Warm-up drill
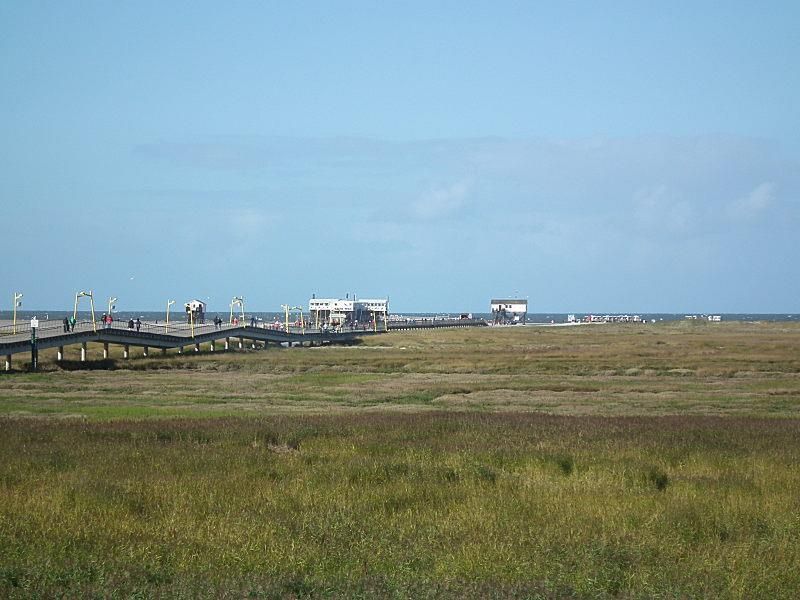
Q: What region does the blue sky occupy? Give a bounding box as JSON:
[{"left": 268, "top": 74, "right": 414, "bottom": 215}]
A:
[{"left": 1, "top": 2, "right": 798, "bottom": 312}]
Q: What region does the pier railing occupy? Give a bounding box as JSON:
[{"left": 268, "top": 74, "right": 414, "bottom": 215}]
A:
[
  {"left": 0, "top": 317, "right": 384, "bottom": 341},
  {"left": 0, "top": 319, "right": 97, "bottom": 338},
  {"left": 1, "top": 315, "right": 487, "bottom": 342}
]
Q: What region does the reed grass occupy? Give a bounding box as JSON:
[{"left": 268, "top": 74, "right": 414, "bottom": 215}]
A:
[
  {"left": 1, "top": 322, "right": 799, "bottom": 597},
  {"left": 2, "top": 322, "right": 799, "bottom": 419},
  {"left": 1, "top": 414, "right": 799, "bottom": 598}
]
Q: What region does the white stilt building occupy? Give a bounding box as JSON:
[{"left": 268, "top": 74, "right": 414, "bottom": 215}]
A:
[
  {"left": 184, "top": 299, "right": 207, "bottom": 324},
  {"left": 308, "top": 296, "right": 389, "bottom": 327},
  {"left": 490, "top": 298, "right": 528, "bottom": 324}
]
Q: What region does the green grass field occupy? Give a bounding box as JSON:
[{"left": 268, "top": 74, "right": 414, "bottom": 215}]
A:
[{"left": 1, "top": 322, "right": 799, "bottom": 597}]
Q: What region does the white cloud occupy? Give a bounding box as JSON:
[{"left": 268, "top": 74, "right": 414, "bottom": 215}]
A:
[
  {"left": 634, "top": 185, "right": 696, "bottom": 235},
  {"left": 227, "top": 208, "right": 273, "bottom": 236},
  {"left": 411, "top": 181, "right": 471, "bottom": 220},
  {"left": 126, "top": 135, "right": 798, "bottom": 309},
  {"left": 728, "top": 182, "right": 775, "bottom": 220},
  {"left": 218, "top": 209, "right": 276, "bottom": 262}
]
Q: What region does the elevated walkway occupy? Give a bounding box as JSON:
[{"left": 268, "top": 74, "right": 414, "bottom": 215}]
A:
[
  {"left": 1, "top": 320, "right": 371, "bottom": 369},
  {"left": 1, "top": 317, "right": 487, "bottom": 370}
]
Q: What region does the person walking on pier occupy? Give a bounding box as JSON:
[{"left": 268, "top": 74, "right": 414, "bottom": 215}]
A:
[
  {"left": 69, "top": 315, "right": 76, "bottom": 332},
  {"left": 135, "top": 318, "right": 141, "bottom": 332},
  {"left": 63, "top": 317, "right": 69, "bottom": 332},
  {"left": 128, "top": 318, "right": 134, "bottom": 330}
]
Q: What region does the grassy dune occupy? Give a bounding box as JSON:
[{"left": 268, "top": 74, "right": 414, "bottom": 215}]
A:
[{"left": 1, "top": 322, "right": 800, "bottom": 597}]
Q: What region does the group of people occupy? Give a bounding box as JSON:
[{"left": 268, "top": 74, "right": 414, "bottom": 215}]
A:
[
  {"left": 61, "top": 316, "right": 76, "bottom": 332},
  {"left": 94, "top": 314, "right": 141, "bottom": 331}
]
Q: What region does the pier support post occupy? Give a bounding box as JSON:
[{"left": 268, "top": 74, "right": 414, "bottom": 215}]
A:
[
  {"left": 4, "top": 355, "right": 10, "bottom": 371},
  {"left": 238, "top": 337, "right": 244, "bottom": 350},
  {"left": 142, "top": 346, "right": 149, "bottom": 358},
  {"left": 123, "top": 345, "right": 130, "bottom": 359},
  {"left": 57, "top": 346, "right": 64, "bottom": 361},
  {"left": 161, "top": 348, "right": 167, "bottom": 356},
  {"left": 177, "top": 346, "right": 184, "bottom": 355},
  {"left": 210, "top": 340, "right": 216, "bottom": 352},
  {"left": 103, "top": 343, "right": 109, "bottom": 359},
  {"left": 80, "top": 342, "right": 87, "bottom": 362},
  {"left": 194, "top": 343, "right": 200, "bottom": 352},
  {"left": 224, "top": 337, "right": 230, "bottom": 350}
]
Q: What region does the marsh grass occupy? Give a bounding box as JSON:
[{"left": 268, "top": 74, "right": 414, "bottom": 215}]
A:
[
  {"left": 1, "top": 323, "right": 800, "bottom": 596},
  {"left": 645, "top": 466, "right": 670, "bottom": 491},
  {"left": 2, "top": 322, "right": 799, "bottom": 419},
  {"left": 1, "top": 414, "right": 799, "bottom": 598}
]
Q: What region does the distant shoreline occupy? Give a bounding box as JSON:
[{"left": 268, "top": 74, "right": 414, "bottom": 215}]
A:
[{"left": 1, "top": 311, "right": 797, "bottom": 323}]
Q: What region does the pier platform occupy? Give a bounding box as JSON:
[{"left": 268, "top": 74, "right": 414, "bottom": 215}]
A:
[{"left": 0, "top": 317, "right": 487, "bottom": 370}]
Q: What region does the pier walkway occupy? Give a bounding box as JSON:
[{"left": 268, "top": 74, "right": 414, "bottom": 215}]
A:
[{"left": 0, "top": 317, "right": 487, "bottom": 370}]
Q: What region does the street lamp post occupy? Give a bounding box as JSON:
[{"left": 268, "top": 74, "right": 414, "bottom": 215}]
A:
[
  {"left": 281, "top": 305, "right": 304, "bottom": 334},
  {"left": 12, "top": 292, "right": 23, "bottom": 334},
  {"left": 166, "top": 300, "right": 175, "bottom": 333},
  {"left": 74, "top": 291, "right": 97, "bottom": 333},
  {"left": 281, "top": 304, "right": 291, "bottom": 333},
  {"left": 293, "top": 306, "right": 305, "bottom": 334},
  {"left": 107, "top": 297, "right": 117, "bottom": 328},
  {"left": 230, "top": 296, "right": 244, "bottom": 325}
]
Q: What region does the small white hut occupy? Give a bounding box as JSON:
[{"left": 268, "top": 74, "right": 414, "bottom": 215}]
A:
[{"left": 184, "top": 299, "right": 207, "bottom": 324}]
